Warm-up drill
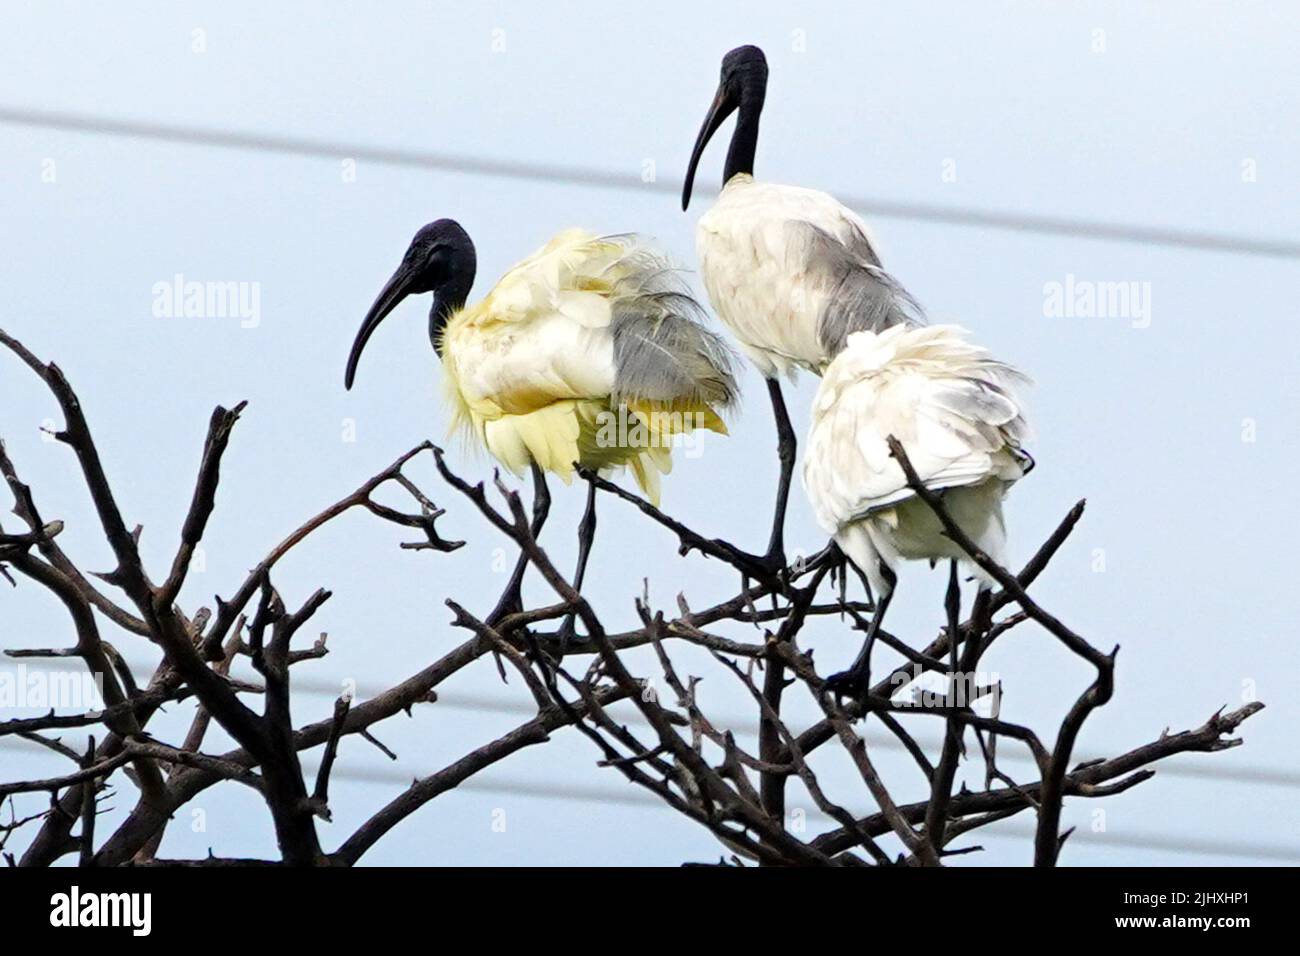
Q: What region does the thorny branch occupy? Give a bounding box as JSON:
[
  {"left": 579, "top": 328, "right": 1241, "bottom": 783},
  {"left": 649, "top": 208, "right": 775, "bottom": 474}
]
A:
[{"left": 0, "top": 329, "right": 1263, "bottom": 866}]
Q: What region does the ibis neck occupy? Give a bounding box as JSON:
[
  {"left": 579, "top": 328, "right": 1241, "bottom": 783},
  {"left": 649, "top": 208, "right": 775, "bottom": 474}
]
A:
[
  {"left": 429, "top": 272, "right": 474, "bottom": 356},
  {"left": 723, "top": 94, "right": 763, "bottom": 184}
]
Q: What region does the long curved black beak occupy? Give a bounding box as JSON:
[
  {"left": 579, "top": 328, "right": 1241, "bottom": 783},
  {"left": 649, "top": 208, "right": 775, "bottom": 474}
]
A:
[
  {"left": 682, "top": 86, "right": 736, "bottom": 211},
  {"left": 345, "top": 263, "right": 418, "bottom": 390}
]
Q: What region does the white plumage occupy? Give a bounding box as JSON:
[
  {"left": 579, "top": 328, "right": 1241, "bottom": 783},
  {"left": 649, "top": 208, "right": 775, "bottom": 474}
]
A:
[
  {"left": 348, "top": 225, "right": 735, "bottom": 506},
  {"left": 802, "top": 324, "right": 1032, "bottom": 599},
  {"left": 696, "top": 176, "right": 894, "bottom": 377},
  {"left": 684, "top": 49, "right": 918, "bottom": 381},
  {"left": 439, "top": 230, "right": 736, "bottom": 505},
  {"left": 681, "top": 44, "right": 934, "bottom": 573},
  {"left": 684, "top": 45, "right": 1036, "bottom": 690},
  {"left": 346, "top": 220, "right": 737, "bottom": 632}
]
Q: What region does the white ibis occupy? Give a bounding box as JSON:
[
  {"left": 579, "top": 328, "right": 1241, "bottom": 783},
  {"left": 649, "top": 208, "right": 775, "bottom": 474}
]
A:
[
  {"left": 681, "top": 44, "right": 1033, "bottom": 693},
  {"left": 346, "top": 220, "right": 737, "bottom": 629},
  {"left": 802, "top": 323, "right": 1033, "bottom": 696},
  {"left": 682, "top": 44, "right": 919, "bottom": 573}
]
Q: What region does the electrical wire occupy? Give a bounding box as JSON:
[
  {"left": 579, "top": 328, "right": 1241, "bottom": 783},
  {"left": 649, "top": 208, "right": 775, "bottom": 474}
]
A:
[{"left": 2, "top": 105, "right": 1298, "bottom": 259}]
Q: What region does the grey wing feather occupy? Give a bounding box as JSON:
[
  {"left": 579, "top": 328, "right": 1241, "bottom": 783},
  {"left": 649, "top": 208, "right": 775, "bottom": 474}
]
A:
[
  {"left": 834, "top": 217, "right": 883, "bottom": 268},
  {"left": 606, "top": 248, "right": 738, "bottom": 409},
  {"left": 790, "top": 222, "right": 925, "bottom": 359}
]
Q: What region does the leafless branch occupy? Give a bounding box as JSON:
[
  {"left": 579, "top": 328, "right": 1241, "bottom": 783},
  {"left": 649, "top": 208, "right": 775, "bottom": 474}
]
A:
[{"left": 0, "top": 330, "right": 1263, "bottom": 868}]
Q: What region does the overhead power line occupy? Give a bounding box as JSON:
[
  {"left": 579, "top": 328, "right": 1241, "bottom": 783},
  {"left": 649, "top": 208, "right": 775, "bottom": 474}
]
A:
[
  {"left": 331, "top": 767, "right": 1300, "bottom": 864},
  {"left": 2, "top": 723, "right": 1289, "bottom": 862},
  {"left": 4, "top": 656, "right": 1290, "bottom": 788},
  {"left": 2, "top": 106, "right": 1298, "bottom": 260},
  {"left": 210, "top": 669, "right": 1300, "bottom": 788},
  {"left": 294, "top": 680, "right": 1293, "bottom": 788},
  {"left": 2, "top": 735, "right": 1286, "bottom": 862}
]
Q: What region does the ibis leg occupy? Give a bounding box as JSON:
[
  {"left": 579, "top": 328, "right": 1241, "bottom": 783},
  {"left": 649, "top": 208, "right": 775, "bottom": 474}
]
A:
[
  {"left": 486, "top": 463, "right": 551, "bottom": 627},
  {"left": 556, "top": 481, "right": 598, "bottom": 651},
  {"left": 824, "top": 563, "right": 897, "bottom": 704},
  {"left": 970, "top": 586, "right": 993, "bottom": 638},
  {"left": 924, "top": 560, "right": 965, "bottom": 852},
  {"left": 763, "top": 377, "right": 796, "bottom": 573},
  {"left": 945, "top": 560, "right": 961, "bottom": 675}
]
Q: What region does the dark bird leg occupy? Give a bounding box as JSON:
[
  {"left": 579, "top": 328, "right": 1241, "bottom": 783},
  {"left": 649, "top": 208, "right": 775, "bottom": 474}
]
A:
[
  {"left": 556, "top": 480, "right": 598, "bottom": 651},
  {"left": 762, "top": 377, "right": 796, "bottom": 575},
  {"left": 486, "top": 463, "right": 551, "bottom": 627},
  {"left": 970, "top": 585, "right": 993, "bottom": 637},
  {"left": 824, "top": 563, "right": 897, "bottom": 705},
  {"left": 925, "top": 560, "right": 966, "bottom": 850},
  {"left": 945, "top": 560, "right": 961, "bottom": 679}
]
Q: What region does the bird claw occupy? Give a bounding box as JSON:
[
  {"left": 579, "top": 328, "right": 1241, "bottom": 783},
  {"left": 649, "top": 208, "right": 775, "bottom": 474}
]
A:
[
  {"left": 751, "top": 545, "right": 791, "bottom": 585},
  {"left": 763, "top": 549, "right": 791, "bottom": 582},
  {"left": 823, "top": 667, "right": 871, "bottom": 710}
]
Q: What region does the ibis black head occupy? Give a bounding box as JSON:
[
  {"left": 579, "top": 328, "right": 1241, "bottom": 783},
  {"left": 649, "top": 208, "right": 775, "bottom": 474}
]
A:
[
  {"left": 682, "top": 45, "right": 768, "bottom": 211},
  {"left": 345, "top": 219, "right": 476, "bottom": 390}
]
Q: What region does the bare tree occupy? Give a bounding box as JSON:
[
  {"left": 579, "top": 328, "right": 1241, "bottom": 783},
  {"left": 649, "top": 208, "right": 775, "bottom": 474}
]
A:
[
  {"left": 0, "top": 330, "right": 1262, "bottom": 866},
  {"left": 430, "top": 439, "right": 1262, "bottom": 866},
  {"left": 0, "top": 331, "right": 623, "bottom": 866}
]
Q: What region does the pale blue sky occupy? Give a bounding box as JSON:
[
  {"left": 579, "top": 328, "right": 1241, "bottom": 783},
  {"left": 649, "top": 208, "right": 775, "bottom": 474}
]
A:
[{"left": 1, "top": 1, "right": 1297, "bottom": 865}]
